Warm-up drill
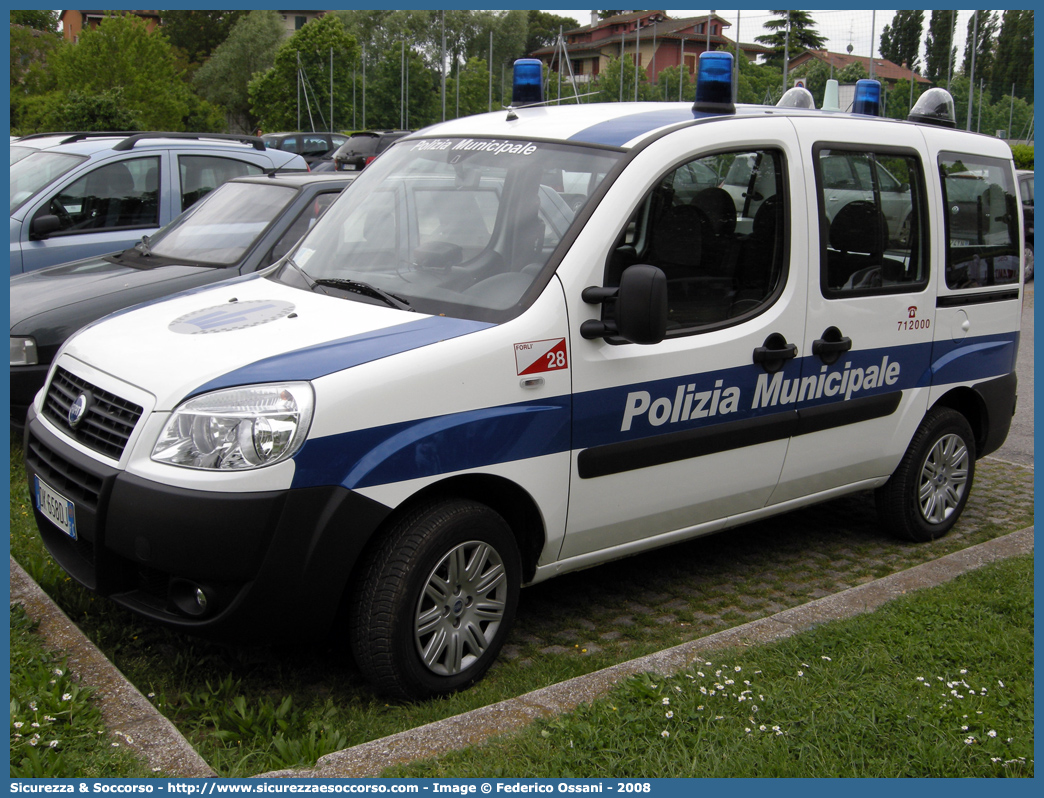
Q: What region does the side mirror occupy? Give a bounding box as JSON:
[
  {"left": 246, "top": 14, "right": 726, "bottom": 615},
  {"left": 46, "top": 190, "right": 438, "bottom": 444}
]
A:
[
  {"left": 580, "top": 264, "right": 668, "bottom": 345},
  {"left": 30, "top": 214, "right": 62, "bottom": 240}
]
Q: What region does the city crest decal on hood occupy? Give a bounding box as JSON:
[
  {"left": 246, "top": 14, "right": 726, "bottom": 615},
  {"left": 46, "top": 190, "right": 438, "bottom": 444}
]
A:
[{"left": 169, "top": 300, "right": 295, "bottom": 334}]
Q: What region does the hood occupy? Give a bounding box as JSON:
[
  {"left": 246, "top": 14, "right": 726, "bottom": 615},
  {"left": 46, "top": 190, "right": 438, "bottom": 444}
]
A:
[
  {"left": 10, "top": 254, "right": 229, "bottom": 345},
  {"left": 59, "top": 275, "right": 491, "bottom": 411}
]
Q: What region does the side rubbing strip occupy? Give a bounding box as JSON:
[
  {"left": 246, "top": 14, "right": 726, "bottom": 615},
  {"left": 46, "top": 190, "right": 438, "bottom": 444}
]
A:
[
  {"left": 793, "top": 391, "right": 901, "bottom": 436},
  {"left": 577, "top": 411, "right": 798, "bottom": 479},
  {"left": 577, "top": 392, "right": 902, "bottom": 479},
  {"left": 937, "top": 290, "right": 1020, "bottom": 307}
]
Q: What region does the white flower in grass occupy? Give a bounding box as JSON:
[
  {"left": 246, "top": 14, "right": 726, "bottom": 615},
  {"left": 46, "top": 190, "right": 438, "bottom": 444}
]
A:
[
  {"left": 31, "top": 722, "right": 39, "bottom": 728},
  {"left": 734, "top": 666, "right": 742, "bottom": 672},
  {"left": 29, "top": 738, "right": 38, "bottom": 747},
  {"left": 696, "top": 671, "right": 705, "bottom": 678},
  {"left": 797, "top": 670, "right": 804, "bottom": 677},
  {"left": 821, "top": 656, "right": 831, "bottom": 661},
  {"left": 61, "top": 694, "right": 72, "bottom": 702},
  {"left": 13, "top": 722, "right": 23, "bottom": 729},
  {"left": 48, "top": 740, "right": 58, "bottom": 748},
  {"left": 960, "top": 669, "right": 967, "bottom": 674},
  {"left": 988, "top": 730, "right": 997, "bottom": 738},
  {"left": 964, "top": 737, "right": 976, "bottom": 745},
  {"left": 53, "top": 669, "right": 63, "bottom": 676},
  {"left": 29, "top": 702, "right": 37, "bottom": 711},
  {"left": 745, "top": 728, "right": 751, "bottom": 733},
  {"left": 661, "top": 729, "right": 670, "bottom": 738},
  {"left": 997, "top": 680, "right": 1005, "bottom": 688},
  {"left": 662, "top": 697, "right": 670, "bottom": 705},
  {"left": 961, "top": 725, "right": 969, "bottom": 731},
  {"left": 665, "top": 711, "right": 674, "bottom": 719}
]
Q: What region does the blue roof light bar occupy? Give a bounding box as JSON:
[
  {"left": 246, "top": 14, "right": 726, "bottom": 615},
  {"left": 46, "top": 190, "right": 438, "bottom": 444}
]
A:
[
  {"left": 692, "top": 51, "right": 735, "bottom": 116},
  {"left": 511, "top": 59, "right": 544, "bottom": 107},
  {"left": 852, "top": 79, "right": 882, "bottom": 116}
]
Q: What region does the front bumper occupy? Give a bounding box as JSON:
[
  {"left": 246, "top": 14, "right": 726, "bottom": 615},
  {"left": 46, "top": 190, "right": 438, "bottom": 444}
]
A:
[{"left": 24, "top": 408, "right": 391, "bottom": 642}]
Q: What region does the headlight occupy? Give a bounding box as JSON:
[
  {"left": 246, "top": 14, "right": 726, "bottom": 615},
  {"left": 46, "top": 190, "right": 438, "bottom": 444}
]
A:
[
  {"left": 11, "top": 337, "right": 38, "bottom": 366},
  {"left": 152, "top": 383, "right": 314, "bottom": 471}
]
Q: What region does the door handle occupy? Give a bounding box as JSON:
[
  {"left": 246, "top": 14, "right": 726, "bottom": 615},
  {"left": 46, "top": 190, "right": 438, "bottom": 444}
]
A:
[
  {"left": 812, "top": 326, "right": 853, "bottom": 365},
  {"left": 752, "top": 333, "right": 798, "bottom": 373}
]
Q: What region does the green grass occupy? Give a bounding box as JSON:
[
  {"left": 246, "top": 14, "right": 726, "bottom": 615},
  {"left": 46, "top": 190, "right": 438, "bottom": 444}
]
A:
[
  {"left": 10, "top": 442, "right": 1034, "bottom": 777},
  {"left": 9, "top": 604, "right": 154, "bottom": 778},
  {"left": 387, "top": 554, "right": 1034, "bottom": 778}
]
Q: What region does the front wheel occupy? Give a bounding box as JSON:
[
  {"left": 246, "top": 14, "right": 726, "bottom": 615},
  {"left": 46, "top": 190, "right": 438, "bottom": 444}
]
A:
[
  {"left": 348, "top": 499, "right": 521, "bottom": 700},
  {"left": 876, "top": 407, "right": 976, "bottom": 542}
]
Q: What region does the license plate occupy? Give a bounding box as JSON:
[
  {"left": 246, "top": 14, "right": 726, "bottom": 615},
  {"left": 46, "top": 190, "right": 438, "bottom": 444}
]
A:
[{"left": 34, "top": 476, "right": 77, "bottom": 540}]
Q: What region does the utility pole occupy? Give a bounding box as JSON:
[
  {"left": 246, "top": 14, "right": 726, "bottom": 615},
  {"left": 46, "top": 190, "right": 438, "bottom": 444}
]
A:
[
  {"left": 966, "top": 11, "right": 978, "bottom": 131},
  {"left": 441, "top": 12, "right": 446, "bottom": 122}
]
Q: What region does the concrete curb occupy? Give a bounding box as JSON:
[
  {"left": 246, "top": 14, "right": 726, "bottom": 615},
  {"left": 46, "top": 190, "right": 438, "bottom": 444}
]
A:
[
  {"left": 262, "top": 526, "right": 1034, "bottom": 778},
  {"left": 11, "top": 527, "right": 1033, "bottom": 780},
  {"left": 10, "top": 558, "right": 217, "bottom": 778}
]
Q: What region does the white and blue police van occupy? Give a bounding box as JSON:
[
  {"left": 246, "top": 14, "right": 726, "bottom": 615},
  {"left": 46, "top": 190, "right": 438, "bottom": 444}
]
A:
[{"left": 24, "top": 55, "right": 1023, "bottom": 700}]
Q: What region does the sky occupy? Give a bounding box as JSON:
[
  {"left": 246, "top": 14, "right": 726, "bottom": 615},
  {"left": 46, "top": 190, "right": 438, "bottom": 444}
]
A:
[{"left": 542, "top": 9, "right": 976, "bottom": 66}]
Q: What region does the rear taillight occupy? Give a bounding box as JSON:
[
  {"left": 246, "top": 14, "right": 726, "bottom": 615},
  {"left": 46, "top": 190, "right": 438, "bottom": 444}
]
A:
[{"left": 364, "top": 155, "right": 376, "bottom": 166}]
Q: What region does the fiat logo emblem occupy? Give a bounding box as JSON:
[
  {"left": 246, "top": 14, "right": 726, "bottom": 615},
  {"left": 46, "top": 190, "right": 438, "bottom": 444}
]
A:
[{"left": 68, "top": 393, "right": 89, "bottom": 428}]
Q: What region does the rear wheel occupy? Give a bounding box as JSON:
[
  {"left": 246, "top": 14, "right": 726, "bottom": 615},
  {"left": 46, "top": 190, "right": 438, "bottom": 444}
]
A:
[
  {"left": 349, "top": 499, "right": 520, "bottom": 700},
  {"left": 876, "top": 407, "right": 975, "bottom": 542}
]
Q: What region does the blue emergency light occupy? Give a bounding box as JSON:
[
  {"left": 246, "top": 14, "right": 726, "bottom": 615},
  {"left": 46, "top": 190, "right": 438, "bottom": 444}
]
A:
[
  {"left": 692, "top": 51, "right": 735, "bottom": 115},
  {"left": 852, "top": 79, "right": 882, "bottom": 116},
  {"left": 511, "top": 59, "right": 544, "bottom": 107},
  {"left": 907, "top": 87, "right": 957, "bottom": 128}
]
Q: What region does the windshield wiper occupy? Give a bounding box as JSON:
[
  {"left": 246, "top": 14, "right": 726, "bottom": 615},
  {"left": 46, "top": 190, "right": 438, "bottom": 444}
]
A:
[{"left": 312, "top": 278, "right": 414, "bottom": 311}]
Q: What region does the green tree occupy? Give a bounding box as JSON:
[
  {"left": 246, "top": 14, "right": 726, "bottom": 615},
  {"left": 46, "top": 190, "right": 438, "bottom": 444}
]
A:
[
  {"left": 49, "top": 13, "right": 190, "bottom": 130},
  {"left": 879, "top": 11, "right": 923, "bottom": 74},
  {"left": 193, "top": 10, "right": 285, "bottom": 134},
  {"left": 10, "top": 10, "right": 58, "bottom": 33},
  {"left": 735, "top": 55, "right": 783, "bottom": 105},
  {"left": 655, "top": 64, "right": 692, "bottom": 103},
  {"left": 992, "top": 10, "right": 1033, "bottom": 102},
  {"left": 591, "top": 55, "right": 649, "bottom": 103},
  {"left": 961, "top": 11, "right": 998, "bottom": 87},
  {"left": 161, "top": 10, "right": 246, "bottom": 69},
  {"left": 525, "top": 11, "right": 581, "bottom": 54},
  {"left": 249, "top": 15, "right": 360, "bottom": 133},
  {"left": 448, "top": 57, "right": 494, "bottom": 118},
  {"left": 755, "top": 10, "right": 827, "bottom": 68},
  {"left": 361, "top": 45, "right": 438, "bottom": 129},
  {"left": 48, "top": 88, "right": 144, "bottom": 131},
  {"left": 924, "top": 10, "right": 958, "bottom": 86}
]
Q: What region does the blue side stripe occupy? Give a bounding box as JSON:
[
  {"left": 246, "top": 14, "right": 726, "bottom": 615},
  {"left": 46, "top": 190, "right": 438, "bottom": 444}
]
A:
[
  {"left": 285, "top": 332, "right": 1017, "bottom": 491},
  {"left": 291, "top": 396, "right": 571, "bottom": 490},
  {"left": 568, "top": 108, "right": 701, "bottom": 146},
  {"left": 191, "top": 316, "right": 493, "bottom": 396}
]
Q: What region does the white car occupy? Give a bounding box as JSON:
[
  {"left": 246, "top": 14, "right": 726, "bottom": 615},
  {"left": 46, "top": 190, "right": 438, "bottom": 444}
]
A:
[{"left": 24, "top": 67, "right": 1022, "bottom": 700}]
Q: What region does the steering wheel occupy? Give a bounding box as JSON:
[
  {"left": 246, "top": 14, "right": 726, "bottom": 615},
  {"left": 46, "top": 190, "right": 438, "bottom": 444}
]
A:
[{"left": 50, "top": 197, "right": 73, "bottom": 228}]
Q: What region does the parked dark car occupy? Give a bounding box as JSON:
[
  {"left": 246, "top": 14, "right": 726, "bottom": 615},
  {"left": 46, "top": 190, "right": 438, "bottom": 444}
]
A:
[
  {"left": 1018, "top": 169, "right": 1033, "bottom": 280},
  {"left": 331, "top": 130, "right": 412, "bottom": 171},
  {"left": 262, "top": 132, "right": 349, "bottom": 167},
  {"left": 10, "top": 172, "right": 356, "bottom": 430}
]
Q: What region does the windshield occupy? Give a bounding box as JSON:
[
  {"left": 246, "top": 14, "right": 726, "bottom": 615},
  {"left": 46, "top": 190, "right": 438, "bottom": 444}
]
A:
[
  {"left": 10, "top": 151, "right": 87, "bottom": 213},
  {"left": 149, "top": 181, "right": 296, "bottom": 265},
  {"left": 278, "top": 136, "right": 622, "bottom": 320}
]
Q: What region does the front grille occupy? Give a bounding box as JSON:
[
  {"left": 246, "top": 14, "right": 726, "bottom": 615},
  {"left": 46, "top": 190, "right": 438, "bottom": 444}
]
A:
[
  {"left": 43, "top": 367, "right": 143, "bottom": 460},
  {"left": 26, "top": 433, "right": 103, "bottom": 511}
]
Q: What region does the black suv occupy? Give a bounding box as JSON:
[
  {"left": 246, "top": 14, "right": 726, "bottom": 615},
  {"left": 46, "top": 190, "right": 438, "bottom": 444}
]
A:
[
  {"left": 262, "top": 132, "right": 348, "bottom": 166},
  {"left": 332, "top": 130, "right": 411, "bottom": 172}
]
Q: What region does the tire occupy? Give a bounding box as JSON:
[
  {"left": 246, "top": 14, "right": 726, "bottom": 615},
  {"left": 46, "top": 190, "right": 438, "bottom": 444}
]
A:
[
  {"left": 875, "top": 407, "right": 976, "bottom": 542},
  {"left": 348, "top": 499, "right": 521, "bottom": 700}
]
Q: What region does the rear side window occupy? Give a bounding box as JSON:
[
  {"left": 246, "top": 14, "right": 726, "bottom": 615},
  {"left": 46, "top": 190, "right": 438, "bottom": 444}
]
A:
[
  {"left": 939, "top": 153, "right": 1021, "bottom": 288},
  {"left": 179, "top": 156, "right": 263, "bottom": 211},
  {"left": 816, "top": 146, "right": 928, "bottom": 296},
  {"left": 604, "top": 148, "right": 788, "bottom": 333}
]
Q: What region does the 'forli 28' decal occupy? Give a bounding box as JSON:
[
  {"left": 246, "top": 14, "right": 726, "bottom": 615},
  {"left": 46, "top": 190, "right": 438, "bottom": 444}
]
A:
[{"left": 515, "top": 338, "right": 568, "bottom": 375}]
